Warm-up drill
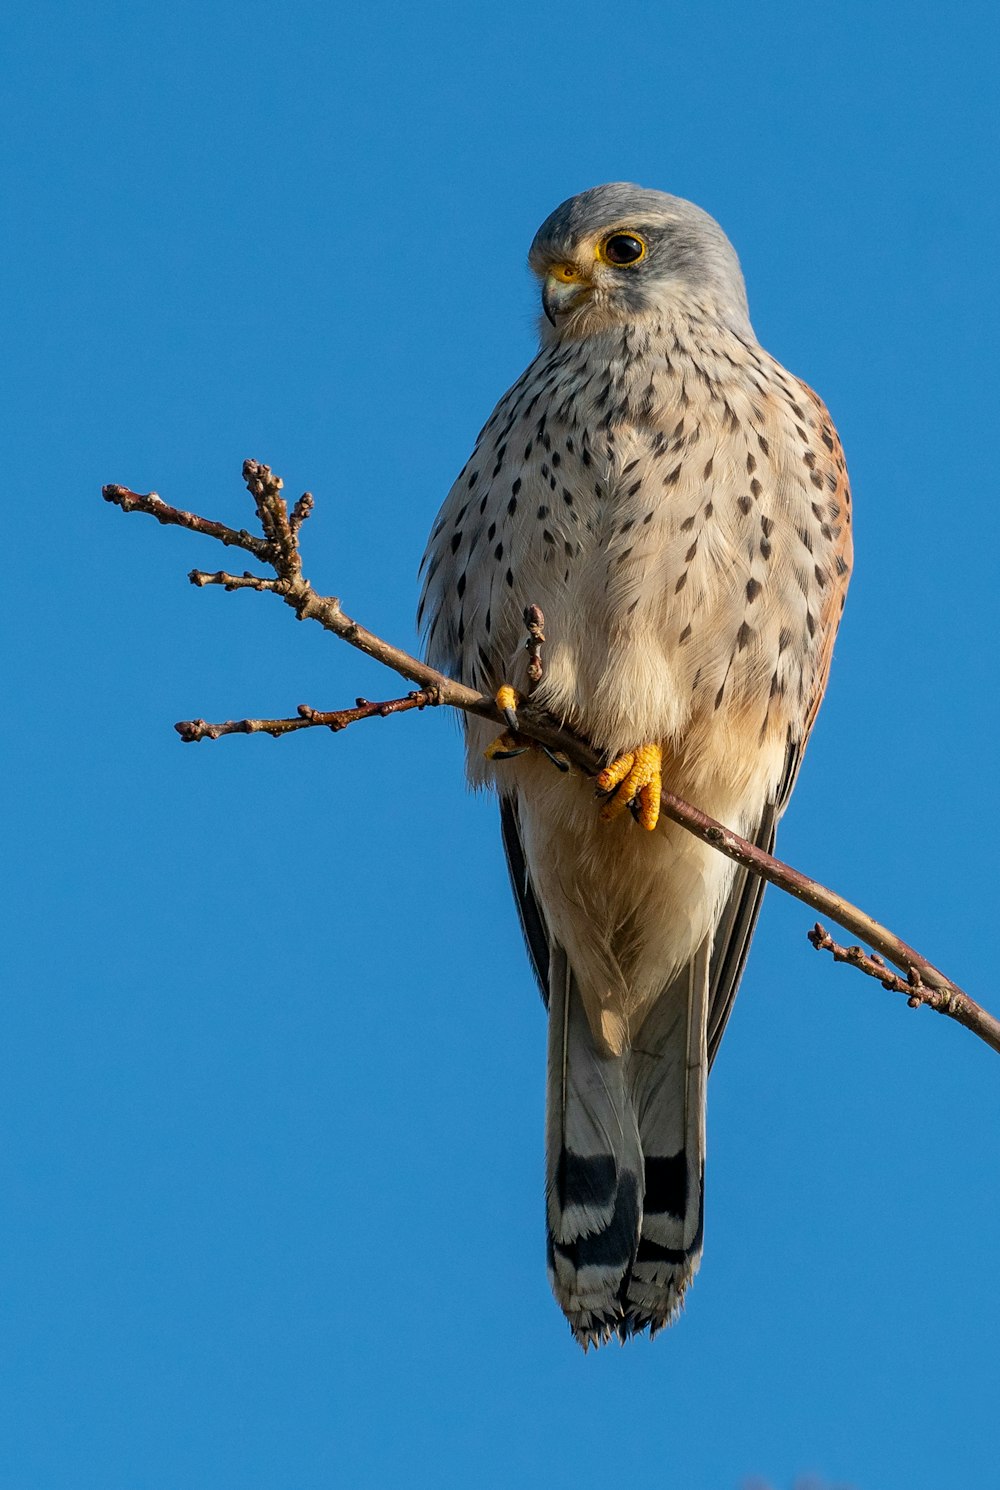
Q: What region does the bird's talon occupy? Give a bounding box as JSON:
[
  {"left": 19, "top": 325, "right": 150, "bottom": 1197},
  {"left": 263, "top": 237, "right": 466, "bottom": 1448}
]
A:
[
  {"left": 485, "top": 731, "right": 529, "bottom": 761},
  {"left": 541, "top": 746, "right": 570, "bottom": 773},
  {"left": 596, "top": 744, "right": 662, "bottom": 831},
  {"left": 496, "top": 684, "right": 520, "bottom": 733}
]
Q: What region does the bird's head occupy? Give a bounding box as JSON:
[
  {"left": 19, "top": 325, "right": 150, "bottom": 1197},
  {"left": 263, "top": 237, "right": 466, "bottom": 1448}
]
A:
[{"left": 528, "top": 183, "right": 751, "bottom": 341}]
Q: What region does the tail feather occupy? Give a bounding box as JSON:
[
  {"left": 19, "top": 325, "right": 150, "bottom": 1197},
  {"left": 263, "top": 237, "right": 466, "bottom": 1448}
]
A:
[
  {"left": 625, "top": 944, "right": 709, "bottom": 1335},
  {"left": 545, "top": 942, "right": 709, "bottom": 1347},
  {"left": 545, "top": 946, "right": 643, "bottom": 1348}
]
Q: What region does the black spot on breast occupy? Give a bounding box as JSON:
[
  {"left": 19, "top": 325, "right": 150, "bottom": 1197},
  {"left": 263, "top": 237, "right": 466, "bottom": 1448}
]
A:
[
  {"left": 537, "top": 505, "right": 548, "bottom": 519},
  {"left": 494, "top": 542, "right": 504, "bottom": 560},
  {"left": 684, "top": 540, "right": 698, "bottom": 562},
  {"left": 736, "top": 621, "right": 753, "bottom": 650},
  {"left": 505, "top": 568, "right": 514, "bottom": 587},
  {"left": 746, "top": 578, "right": 761, "bottom": 602},
  {"left": 738, "top": 495, "right": 752, "bottom": 515},
  {"left": 450, "top": 532, "right": 462, "bottom": 554},
  {"left": 456, "top": 573, "right": 466, "bottom": 598},
  {"left": 679, "top": 623, "right": 692, "bottom": 644},
  {"left": 675, "top": 572, "right": 688, "bottom": 593}
]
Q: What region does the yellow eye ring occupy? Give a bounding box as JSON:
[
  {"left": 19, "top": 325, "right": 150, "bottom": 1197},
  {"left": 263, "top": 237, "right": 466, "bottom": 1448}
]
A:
[{"left": 597, "top": 232, "right": 647, "bottom": 267}]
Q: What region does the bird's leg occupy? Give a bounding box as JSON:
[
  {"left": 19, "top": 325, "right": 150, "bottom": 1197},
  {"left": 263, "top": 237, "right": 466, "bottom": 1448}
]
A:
[
  {"left": 596, "top": 744, "right": 662, "bottom": 831},
  {"left": 484, "top": 686, "right": 569, "bottom": 772}
]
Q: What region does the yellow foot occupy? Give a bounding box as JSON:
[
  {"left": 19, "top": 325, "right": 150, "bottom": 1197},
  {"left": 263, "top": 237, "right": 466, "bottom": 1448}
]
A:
[
  {"left": 496, "top": 684, "right": 520, "bottom": 732},
  {"left": 596, "top": 744, "right": 662, "bottom": 831},
  {"left": 484, "top": 686, "right": 569, "bottom": 772}
]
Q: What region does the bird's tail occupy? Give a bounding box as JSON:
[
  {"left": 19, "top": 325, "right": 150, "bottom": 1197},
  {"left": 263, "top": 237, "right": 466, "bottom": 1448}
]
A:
[{"left": 545, "top": 945, "right": 708, "bottom": 1348}]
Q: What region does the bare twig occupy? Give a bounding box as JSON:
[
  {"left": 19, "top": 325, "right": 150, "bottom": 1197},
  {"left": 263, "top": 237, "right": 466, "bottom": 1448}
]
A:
[
  {"left": 176, "top": 690, "right": 440, "bottom": 742},
  {"left": 103, "top": 459, "right": 993, "bottom": 1056},
  {"left": 808, "top": 923, "right": 1000, "bottom": 1055},
  {"left": 524, "top": 604, "right": 546, "bottom": 687}
]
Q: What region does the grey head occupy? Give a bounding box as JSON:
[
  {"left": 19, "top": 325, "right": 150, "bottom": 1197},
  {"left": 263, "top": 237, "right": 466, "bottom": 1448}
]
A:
[{"left": 528, "top": 182, "right": 752, "bottom": 340}]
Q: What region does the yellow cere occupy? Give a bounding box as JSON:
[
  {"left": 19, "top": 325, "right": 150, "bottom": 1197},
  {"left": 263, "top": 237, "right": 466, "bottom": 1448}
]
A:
[{"left": 550, "top": 262, "right": 584, "bottom": 283}]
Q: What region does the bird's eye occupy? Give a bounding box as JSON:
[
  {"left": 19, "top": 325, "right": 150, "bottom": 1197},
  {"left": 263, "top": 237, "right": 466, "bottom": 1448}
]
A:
[{"left": 599, "top": 232, "right": 647, "bottom": 266}]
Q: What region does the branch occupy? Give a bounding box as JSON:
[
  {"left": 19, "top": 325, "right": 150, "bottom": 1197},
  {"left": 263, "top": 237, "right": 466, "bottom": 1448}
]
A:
[
  {"left": 103, "top": 460, "right": 996, "bottom": 1056},
  {"left": 175, "top": 690, "right": 441, "bottom": 742}
]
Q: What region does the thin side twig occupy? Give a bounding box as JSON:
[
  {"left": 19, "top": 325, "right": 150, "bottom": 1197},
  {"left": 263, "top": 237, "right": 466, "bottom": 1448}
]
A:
[
  {"left": 176, "top": 689, "right": 441, "bottom": 742},
  {"left": 103, "top": 459, "right": 997, "bottom": 1057},
  {"left": 805, "top": 923, "right": 1000, "bottom": 1056}
]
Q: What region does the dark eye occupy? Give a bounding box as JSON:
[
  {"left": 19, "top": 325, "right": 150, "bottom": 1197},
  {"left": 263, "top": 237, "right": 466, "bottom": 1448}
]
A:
[{"left": 601, "top": 232, "right": 646, "bottom": 266}]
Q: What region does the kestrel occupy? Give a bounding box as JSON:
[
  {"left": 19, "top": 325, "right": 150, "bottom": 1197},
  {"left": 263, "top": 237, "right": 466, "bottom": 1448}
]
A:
[{"left": 418, "top": 184, "right": 852, "bottom": 1348}]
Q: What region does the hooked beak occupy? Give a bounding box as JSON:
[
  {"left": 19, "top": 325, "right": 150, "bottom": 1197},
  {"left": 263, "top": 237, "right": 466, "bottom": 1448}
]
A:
[{"left": 542, "top": 264, "right": 592, "bottom": 326}]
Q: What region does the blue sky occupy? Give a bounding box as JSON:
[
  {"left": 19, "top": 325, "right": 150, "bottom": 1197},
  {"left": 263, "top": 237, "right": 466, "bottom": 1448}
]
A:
[{"left": 4, "top": 2, "right": 1000, "bottom": 1486}]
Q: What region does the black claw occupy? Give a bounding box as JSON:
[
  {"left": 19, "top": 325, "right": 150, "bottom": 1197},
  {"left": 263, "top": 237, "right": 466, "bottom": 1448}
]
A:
[
  {"left": 541, "top": 746, "right": 570, "bottom": 773},
  {"left": 503, "top": 705, "right": 520, "bottom": 732},
  {"left": 491, "top": 745, "right": 529, "bottom": 760}
]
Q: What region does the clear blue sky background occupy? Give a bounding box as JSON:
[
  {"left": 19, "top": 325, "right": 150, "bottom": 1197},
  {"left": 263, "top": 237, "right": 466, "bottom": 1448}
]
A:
[{"left": 3, "top": 3, "right": 999, "bottom": 1487}]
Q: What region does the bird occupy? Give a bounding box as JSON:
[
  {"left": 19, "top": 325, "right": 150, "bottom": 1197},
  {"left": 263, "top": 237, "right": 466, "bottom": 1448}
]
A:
[{"left": 418, "top": 183, "right": 852, "bottom": 1348}]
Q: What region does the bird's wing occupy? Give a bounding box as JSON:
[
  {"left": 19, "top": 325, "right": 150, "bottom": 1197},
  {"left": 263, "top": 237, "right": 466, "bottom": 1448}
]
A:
[
  {"left": 500, "top": 793, "right": 550, "bottom": 1007},
  {"left": 707, "top": 381, "right": 852, "bottom": 1066}
]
